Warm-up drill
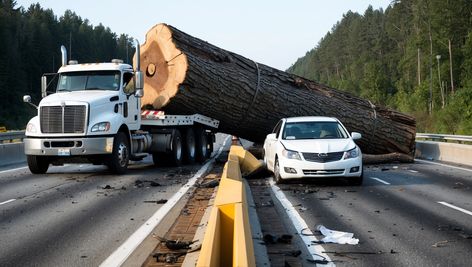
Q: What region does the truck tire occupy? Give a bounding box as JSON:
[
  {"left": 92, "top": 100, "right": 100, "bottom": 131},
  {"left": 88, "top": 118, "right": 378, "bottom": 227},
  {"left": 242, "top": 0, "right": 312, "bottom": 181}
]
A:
[
  {"left": 183, "top": 128, "right": 196, "bottom": 164},
  {"left": 195, "top": 127, "right": 208, "bottom": 163},
  {"left": 27, "top": 155, "right": 49, "bottom": 174},
  {"left": 107, "top": 132, "right": 130, "bottom": 174},
  {"left": 169, "top": 129, "right": 183, "bottom": 166}
]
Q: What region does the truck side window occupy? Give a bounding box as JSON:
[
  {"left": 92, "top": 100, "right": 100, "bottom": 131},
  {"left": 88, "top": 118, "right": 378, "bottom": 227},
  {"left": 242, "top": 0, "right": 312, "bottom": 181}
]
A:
[{"left": 123, "top": 72, "right": 134, "bottom": 94}]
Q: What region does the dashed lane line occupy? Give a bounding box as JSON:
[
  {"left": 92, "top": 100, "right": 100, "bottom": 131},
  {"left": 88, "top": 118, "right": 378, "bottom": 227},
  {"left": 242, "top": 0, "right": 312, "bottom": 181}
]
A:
[
  {"left": 370, "top": 177, "right": 391, "bottom": 185},
  {"left": 269, "top": 178, "right": 334, "bottom": 266},
  {"left": 415, "top": 159, "right": 472, "bottom": 173},
  {"left": 99, "top": 135, "right": 230, "bottom": 267},
  {"left": 0, "top": 199, "right": 16, "bottom": 206},
  {"left": 438, "top": 201, "right": 472, "bottom": 216}
]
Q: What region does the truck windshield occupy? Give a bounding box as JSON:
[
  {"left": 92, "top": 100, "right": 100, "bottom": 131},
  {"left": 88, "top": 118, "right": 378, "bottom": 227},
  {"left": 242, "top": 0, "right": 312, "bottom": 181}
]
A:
[{"left": 57, "top": 71, "right": 121, "bottom": 92}]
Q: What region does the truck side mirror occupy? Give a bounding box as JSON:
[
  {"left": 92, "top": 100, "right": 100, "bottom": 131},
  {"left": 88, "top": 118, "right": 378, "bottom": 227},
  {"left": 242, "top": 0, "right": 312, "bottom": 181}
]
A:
[
  {"left": 23, "top": 95, "right": 38, "bottom": 109},
  {"left": 134, "top": 70, "right": 144, "bottom": 98},
  {"left": 41, "top": 76, "right": 47, "bottom": 98}
]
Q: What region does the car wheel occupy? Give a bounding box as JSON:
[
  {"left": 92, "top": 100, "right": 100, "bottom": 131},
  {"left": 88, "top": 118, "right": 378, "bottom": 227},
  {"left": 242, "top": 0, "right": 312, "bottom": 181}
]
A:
[
  {"left": 274, "top": 158, "right": 284, "bottom": 184},
  {"left": 348, "top": 168, "right": 363, "bottom": 186},
  {"left": 262, "top": 149, "right": 267, "bottom": 166}
]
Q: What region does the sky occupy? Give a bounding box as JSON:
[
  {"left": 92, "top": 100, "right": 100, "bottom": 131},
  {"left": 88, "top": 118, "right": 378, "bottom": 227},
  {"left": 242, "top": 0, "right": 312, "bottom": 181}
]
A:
[{"left": 15, "top": 0, "right": 392, "bottom": 70}]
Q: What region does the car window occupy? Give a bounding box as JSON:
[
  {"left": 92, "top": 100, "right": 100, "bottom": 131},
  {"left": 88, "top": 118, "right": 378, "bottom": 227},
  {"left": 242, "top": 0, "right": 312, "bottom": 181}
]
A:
[
  {"left": 272, "top": 120, "right": 283, "bottom": 138},
  {"left": 282, "top": 121, "right": 348, "bottom": 140}
]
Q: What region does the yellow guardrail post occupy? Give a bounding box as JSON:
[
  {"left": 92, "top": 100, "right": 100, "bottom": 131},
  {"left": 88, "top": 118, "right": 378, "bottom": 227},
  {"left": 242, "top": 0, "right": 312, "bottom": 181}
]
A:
[{"left": 197, "top": 145, "right": 258, "bottom": 267}]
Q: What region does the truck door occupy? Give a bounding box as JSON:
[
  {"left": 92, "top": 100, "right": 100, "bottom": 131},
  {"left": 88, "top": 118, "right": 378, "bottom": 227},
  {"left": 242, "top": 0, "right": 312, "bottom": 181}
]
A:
[{"left": 123, "top": 72, "right": 140, "bottom": 130}]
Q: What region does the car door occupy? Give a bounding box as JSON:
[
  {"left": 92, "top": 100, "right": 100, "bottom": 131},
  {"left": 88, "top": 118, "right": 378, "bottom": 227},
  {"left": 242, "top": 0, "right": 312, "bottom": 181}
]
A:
[{"left": 266, "top": 119, "right": 283, "bottom": 170}]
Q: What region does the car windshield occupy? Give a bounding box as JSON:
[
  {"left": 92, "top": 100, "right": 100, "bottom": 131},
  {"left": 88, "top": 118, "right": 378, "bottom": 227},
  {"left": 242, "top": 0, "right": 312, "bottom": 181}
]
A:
[
  {"left": 57, "top": 71, "right": 121, "bottom": 92},
  {"left": 282, "top": 121, "right": 349, "bottom": 140}
]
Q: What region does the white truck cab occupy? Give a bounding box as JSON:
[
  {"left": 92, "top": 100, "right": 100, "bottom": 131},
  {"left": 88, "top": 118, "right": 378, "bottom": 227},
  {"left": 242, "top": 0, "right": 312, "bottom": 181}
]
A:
[{"left": 23, "top": 42, "right": 217, "bottom": 174}]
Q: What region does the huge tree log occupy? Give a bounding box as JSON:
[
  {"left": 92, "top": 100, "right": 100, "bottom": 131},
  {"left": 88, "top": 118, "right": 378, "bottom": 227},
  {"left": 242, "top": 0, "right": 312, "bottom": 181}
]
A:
[{"left": 137, "top": 23, "right": 416, "bottom": 156}]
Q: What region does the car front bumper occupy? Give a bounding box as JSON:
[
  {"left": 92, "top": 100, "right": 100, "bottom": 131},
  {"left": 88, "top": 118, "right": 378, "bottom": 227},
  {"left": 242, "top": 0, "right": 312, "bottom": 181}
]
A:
[
  {"left": 278, "top": 156, "right": 362, "bottom": 179},
  {"left": 24, "top": 136, "right": 114, "bottom": 156}
]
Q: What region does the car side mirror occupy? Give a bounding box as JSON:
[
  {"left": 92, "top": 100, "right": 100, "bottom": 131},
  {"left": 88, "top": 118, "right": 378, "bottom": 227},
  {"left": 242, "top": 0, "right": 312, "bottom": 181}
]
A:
[
  {"left": 351, "top": 132, "right": 362, "bottom": 140},
  {"left": 266, "top": 133, "right": 277, "bottom": 141}
]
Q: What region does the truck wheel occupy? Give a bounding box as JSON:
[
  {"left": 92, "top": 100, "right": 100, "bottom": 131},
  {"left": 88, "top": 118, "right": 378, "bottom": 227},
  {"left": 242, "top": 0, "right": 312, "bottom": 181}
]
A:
[
  {"left": 183, "top": 128, "right": 196, "bottom": 164},
  {"left": 169, "top": 129, "right": 183, "bottom": 166},
  {"left": 195, "top": 127, "right": 208, "bottom": 163},
  {"left": 27, "top": 155, "right": 49, "bottom": 174},
  {"left": 107, "top": 132, "right": 129, "bottom": 174}
]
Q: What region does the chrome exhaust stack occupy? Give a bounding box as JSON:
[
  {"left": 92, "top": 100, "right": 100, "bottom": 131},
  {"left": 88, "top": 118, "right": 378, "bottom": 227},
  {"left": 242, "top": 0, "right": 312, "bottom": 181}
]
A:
[{"left": 61, "top": 45, "right": 67, "bottom": 66}]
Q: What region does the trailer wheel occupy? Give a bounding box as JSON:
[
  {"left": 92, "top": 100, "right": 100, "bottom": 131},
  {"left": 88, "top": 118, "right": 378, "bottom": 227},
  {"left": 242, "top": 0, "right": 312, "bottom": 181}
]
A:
[
  {"left": 27, "top": 155, "right": 49, "bottom": 174},
  {"left": 206, "top": 134, "right": 214, "bottom": 158},
  {"left": 183, "top": 128, "right": 196, "bottom": 164},
  {"left": 195, "top": 127, "right": 208, "bottom": 163},
  {"left": 107, "top": 132, "right": 129, "bottom": 174},
  {"left": 169, "top": 129, "right": 183, "bottom": 166}
]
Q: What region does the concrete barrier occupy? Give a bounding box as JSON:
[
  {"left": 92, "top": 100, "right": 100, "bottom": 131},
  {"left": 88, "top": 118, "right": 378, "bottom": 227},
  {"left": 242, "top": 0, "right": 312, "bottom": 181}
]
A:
[
  {"left": 0, "top": 142, "right": 26, "bottom": 167},
  {"left": 196, "top": 146, "right": 262, "bottom": 267},
  {"left": 416, "top": 141, "right": 472, "bottom": 166}
]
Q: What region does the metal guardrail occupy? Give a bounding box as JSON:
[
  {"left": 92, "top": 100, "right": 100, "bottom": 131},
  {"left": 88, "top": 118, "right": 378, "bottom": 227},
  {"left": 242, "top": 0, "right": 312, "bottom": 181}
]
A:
[
  {"left": 0, "top": 131, "right": 26, "bottom": 143},
  {"left": 416, "top": 133, "right": 472, "bottom": 143}
]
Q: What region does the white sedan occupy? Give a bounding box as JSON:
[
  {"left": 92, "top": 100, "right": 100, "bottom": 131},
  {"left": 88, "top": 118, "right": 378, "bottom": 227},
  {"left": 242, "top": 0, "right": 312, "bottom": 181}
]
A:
[{"left": 263, "top": 116, "right": 363, "bottom": 185}]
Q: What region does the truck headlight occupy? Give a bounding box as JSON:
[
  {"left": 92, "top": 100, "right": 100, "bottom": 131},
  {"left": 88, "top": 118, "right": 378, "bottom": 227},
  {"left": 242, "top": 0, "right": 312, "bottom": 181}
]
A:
[
  {"left": 344, "top": 147, "right": 359, "bottom": 159},
  {"left": 26, "top": 123, "right": 37, "bottom": 133},
  {"left": 91, "top": 122, "right": 110, "bottom": 132},
  {"left": 282, "top": 148, "right": 301, "bottom": 160}
]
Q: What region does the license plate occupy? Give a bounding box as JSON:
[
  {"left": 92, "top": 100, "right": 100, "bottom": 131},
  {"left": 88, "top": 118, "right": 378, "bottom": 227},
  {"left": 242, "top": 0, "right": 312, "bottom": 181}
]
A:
[{"left": 58, "top": 148, "right": 70, "bottom": 156}]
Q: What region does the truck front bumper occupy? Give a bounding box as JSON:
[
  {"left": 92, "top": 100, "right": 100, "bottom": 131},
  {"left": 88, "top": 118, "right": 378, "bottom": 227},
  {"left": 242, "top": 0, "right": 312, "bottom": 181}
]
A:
[{"left": 24, "top": 136, "right": 114, "bottom": 156}]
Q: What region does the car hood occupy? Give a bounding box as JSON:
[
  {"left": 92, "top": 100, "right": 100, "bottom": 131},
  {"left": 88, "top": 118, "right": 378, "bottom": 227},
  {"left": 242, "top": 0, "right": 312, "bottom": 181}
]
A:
[
  {"left": 281, "top": 138, "right": 356, "bottom": 153},
  {"left": 40, "top": 90, "right": 118, "bottom": 106}
]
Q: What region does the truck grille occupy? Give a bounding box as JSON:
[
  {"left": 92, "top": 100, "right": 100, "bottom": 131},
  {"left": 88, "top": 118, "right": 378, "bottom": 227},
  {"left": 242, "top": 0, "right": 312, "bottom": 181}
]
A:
[
  {"left": 40, "top": 105, "right": 86, "bottom": 133},
  {"left": 302, "top": 152, "right": 344, "bottom": 163}
]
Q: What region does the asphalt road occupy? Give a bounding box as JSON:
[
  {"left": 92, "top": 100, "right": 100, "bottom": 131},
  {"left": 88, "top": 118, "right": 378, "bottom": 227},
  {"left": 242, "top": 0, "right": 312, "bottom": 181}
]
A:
[
  {"left": 269, "top": 160, "right": 472, "bottom": 266},
  {"left": 0, "top": 134, "right": 228, "bottom": 267}
]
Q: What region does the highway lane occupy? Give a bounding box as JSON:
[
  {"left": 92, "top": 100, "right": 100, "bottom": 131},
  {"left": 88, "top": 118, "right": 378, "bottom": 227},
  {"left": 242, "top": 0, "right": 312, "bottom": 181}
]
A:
[
  {"left": 268, "top": 161, "right": 472, "bottom": 266},
  {"left": 0, "top": 134, "right": 228, "bottom": 267}
]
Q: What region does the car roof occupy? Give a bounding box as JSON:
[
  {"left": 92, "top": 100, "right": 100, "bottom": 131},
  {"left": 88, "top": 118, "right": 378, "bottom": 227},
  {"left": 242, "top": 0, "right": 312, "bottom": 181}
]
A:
[{"left": 285, "top": 116, "right": 338, "bottom": 123}]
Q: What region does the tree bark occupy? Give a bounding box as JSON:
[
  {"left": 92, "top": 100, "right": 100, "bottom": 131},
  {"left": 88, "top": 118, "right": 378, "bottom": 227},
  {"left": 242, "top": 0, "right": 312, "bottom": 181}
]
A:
[{"left": 138, "top": 23, "right": 416, "bottom": 155}]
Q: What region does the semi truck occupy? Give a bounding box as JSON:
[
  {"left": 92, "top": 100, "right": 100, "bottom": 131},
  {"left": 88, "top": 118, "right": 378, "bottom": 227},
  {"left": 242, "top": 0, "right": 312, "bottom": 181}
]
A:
[{"left": 22, "top": 41, "right": 218, "bottom": 174}]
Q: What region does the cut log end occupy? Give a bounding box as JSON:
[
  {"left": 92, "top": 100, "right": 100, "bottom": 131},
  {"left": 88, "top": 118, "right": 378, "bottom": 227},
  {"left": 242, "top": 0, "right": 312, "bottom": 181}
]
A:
[{"left": 137, "top": 23, "right": 188, "bottom": 109}]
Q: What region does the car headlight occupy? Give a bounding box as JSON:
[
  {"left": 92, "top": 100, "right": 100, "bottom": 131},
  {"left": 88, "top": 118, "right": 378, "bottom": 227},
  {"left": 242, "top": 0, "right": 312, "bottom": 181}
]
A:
[
  {"left": 282, "top": 148, "right": 301, "bottom": 160},
  {"left": 26, "top": 123, "right": 37, "bottom": 133},
  {"left": 344, "top": 147, "right": 359, "bottom": 159},
  {"left": 91, "top": 122, "right": 110, "bottom": 132}
]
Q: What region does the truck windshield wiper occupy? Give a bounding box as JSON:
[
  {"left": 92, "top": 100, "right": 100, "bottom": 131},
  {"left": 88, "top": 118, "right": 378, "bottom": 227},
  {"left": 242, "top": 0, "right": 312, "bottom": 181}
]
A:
[{"left": 57, "top": 89, "right": 71, "bottom": 92}]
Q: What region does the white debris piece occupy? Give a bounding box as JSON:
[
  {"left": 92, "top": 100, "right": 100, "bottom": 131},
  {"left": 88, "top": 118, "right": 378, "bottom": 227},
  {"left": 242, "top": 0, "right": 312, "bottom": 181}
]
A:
[{"left": 316, "top": 225, "right": 359, "bottom": 245}]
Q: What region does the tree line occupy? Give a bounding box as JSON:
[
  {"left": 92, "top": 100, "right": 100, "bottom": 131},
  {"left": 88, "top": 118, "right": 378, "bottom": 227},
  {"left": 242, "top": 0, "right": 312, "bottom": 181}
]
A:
[
  {"left": 288, "top": 0, "right": 472, "bottom": 134},
  {"left": 0, "top": 0, "right": 134, "bottom": 129}
]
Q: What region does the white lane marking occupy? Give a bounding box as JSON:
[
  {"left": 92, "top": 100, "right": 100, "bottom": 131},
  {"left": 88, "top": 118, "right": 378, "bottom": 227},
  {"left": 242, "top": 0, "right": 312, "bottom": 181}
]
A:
[
  {"left": 438, "top": 201, "right": 472, "bottom": 216},
  {"left": 269, "top": 178, "right": 334, "bottom": 266},
  {"left": 100, "top": 135, "right": 230, "bottom": 267},
  {"left": 0, "top": 199, "right": 16, "bottom": 206},
  {"left": 409, "top": 170, "right": 419, "bottom": 173},
  {"left": 415, "top": 159, "right": 472, "bottom": 173},
  {"left": 370, "top": 177, "right": 391, "bottom": 185},
  {"left": 0, "top": 166, "right": 27, "bottom": 174}
]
